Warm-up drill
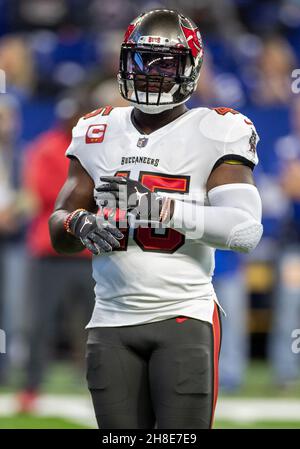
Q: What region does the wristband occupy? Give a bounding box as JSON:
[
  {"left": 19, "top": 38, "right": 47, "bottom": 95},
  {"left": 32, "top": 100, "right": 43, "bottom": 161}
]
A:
[{"left": 64, "top": 208, "right": 87, "bottom": 234}]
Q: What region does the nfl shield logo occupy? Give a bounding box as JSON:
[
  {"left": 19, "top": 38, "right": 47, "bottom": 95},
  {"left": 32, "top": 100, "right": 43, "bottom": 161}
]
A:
[{"left": 137, "top": 137, "right": 148, "bottom": 148}]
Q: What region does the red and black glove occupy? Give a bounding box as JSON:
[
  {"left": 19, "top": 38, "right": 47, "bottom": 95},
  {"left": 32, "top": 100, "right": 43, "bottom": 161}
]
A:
[
  {"left": 95, "top": 176, "right": 173, "bottom": 223},
  {"left": 65, "top": 209, "right": 124, "bottom": 255}
]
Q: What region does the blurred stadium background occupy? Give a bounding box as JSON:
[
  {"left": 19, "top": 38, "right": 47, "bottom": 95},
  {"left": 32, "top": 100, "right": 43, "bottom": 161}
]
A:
[{"left": 1, "top": 0, "right": 300, "bottom": 429}]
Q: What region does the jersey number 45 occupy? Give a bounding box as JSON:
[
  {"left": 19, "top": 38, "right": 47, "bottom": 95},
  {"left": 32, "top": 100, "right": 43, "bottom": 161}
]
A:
[{"left": 102, "top": 171, "right": 190, "bottom": 254}]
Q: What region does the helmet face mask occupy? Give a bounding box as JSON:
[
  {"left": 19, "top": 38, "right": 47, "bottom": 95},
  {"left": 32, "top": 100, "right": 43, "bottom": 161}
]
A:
[
  {"left": 117, "top": 9, "right": 203, "bottom": 114},
  {"left": 119, "top": 46, "right": 193, "bottom": 106}
]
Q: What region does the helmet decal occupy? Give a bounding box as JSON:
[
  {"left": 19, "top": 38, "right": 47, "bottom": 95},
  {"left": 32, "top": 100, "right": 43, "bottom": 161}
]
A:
[
  {"left": 180, "top": 18, "right": 203, "bottom": 59},
  {"left": 124, "top": 14, "right": 144, "bottom": 43},
  {"left": 124, "top": 24, "right": 135, "bottom": 43}
]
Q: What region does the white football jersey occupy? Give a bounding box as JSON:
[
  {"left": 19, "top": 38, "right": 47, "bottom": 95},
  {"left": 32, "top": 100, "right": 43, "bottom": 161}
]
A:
[{"left": 66, "top": 105, "right": 259, "bottom": 327}]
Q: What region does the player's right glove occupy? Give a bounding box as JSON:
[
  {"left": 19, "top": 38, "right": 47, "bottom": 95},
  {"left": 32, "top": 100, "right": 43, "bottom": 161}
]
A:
[
  {"left": 64, "top": 209, "right": 124, "bottom": 255},
  {"left": 95, "top": 176, "right": 173, "bottom": 223}
]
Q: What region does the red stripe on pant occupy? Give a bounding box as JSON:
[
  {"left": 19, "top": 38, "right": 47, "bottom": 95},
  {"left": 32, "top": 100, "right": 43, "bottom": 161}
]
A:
[{"left": 210, "top": 302, "right": 221, "bottom": 428}]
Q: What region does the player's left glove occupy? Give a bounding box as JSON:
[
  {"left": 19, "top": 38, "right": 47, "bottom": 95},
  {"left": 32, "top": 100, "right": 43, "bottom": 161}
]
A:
[{"left": 95, "top": 176, "right": 173, "bottom": 223}]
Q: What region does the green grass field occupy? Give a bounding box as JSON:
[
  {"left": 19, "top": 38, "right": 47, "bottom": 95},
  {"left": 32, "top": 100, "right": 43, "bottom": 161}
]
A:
[
  {"left": 55, "top": 360, "right": 300, "bottom": 399},
  {"left": 1, "top": 360, "right": 300, "bottom": 429},
  {"left": 215, "top": 421, "right": 300, "bottom": 429},
  {"left": 0, "top": 415, "right": 91, "bottom": 429},
  {"left": 0, "top": 415, "right": 299, "bottom": 429},
  {"left": 3, "top": 360, "right": 300, "bottom": 398}
]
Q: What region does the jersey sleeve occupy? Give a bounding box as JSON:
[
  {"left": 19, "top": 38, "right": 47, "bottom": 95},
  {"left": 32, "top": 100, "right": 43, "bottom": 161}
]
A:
[
  {"left": 65, "top": 116, "right": 93, "bottom": 178},
  {"left": 65, "top": 106, "right": 114, "bottom": 182},
  {"left": 200, "top": 107, "right": 260, "bottom": 170}
]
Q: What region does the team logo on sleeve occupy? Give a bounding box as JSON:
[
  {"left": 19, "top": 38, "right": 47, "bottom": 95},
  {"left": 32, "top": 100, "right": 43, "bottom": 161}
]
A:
[
  {"left": 249, "top": 129, "right": 257, "bottom": 154},
  {"left": 85, "top": 124, "right": 107, "bottom": 144}
]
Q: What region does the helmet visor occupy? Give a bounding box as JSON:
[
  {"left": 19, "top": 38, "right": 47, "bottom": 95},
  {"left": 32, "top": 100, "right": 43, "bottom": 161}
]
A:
[
  {"left": 128, "top": 51, "right": 179, "bottom": 78},
  {"left": 119, "top": 46, "right": 193, "bottom": 105}
]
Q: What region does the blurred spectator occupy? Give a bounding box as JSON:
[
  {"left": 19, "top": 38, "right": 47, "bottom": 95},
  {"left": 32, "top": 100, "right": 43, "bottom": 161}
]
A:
[
  {"left": 0, "top": 35, "right": 36, "bottom": 98},
  {"left": 269, "top": 96, "right": 300, "bottom": 386},
  {"left": 88, "top": 0, "right": 136, "bottom": 32},
  {"left": 280, "top": 0, "right": 300, "bottom": 30},
  {"left": 95, "top": 30, "right": 124, "bottom": 79},
  {"left": 90, "top": 77, "right": 128, "bottom": 108},
  {"left": 236, "top": 0, "right": 282, "bottom": 35},
  {"left": 0, "top": 95, "right": 35, "bottom": 384},
  {"left": 189, "top": 49, "right": 246, "bottom": 108},
  {"left": 14, "top": 0, "right": 69, "bottom": 29},
  {"left": 214, "top": 252, "right": 249, "bottom": 392},
  {"left": 250, "top": 35, "right": 296, "bottom": 106},
  {"left": 18, "top": 93, "right": 95, "bottom": 411}
]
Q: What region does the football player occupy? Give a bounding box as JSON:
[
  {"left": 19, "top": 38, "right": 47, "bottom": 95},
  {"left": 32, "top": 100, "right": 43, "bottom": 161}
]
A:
[{"left": 49, "top": 9, "right": 263, "bottom": 429}]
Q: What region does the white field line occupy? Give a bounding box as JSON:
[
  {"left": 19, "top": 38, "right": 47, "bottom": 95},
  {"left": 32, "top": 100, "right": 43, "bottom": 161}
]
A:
[
  {"left": 0, "top": 394, "right": 97, "bottom": 428},
  {"left": 1, "top": 395, "right": 300, "bottom": 426},
  {"left": 215, "top": 398, "right": 300, "bottom": 423}
]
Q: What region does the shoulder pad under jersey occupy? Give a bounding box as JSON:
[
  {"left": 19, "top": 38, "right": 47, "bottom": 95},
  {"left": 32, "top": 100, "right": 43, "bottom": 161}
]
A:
[
  {"left": 199, "top": 107, "right": 258, "bottom": 143},
  {"left": 72, "top": 105, "right": 114, "bottom": 138}
]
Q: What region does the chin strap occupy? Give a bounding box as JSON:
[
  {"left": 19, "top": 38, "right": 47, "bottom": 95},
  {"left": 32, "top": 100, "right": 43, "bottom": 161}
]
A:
[
  {"left": 132, "top": 102, "right": 175, "bottom": 114},
  {"left": 129, "top": 87, "right": 188, "bottom": 114}
]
